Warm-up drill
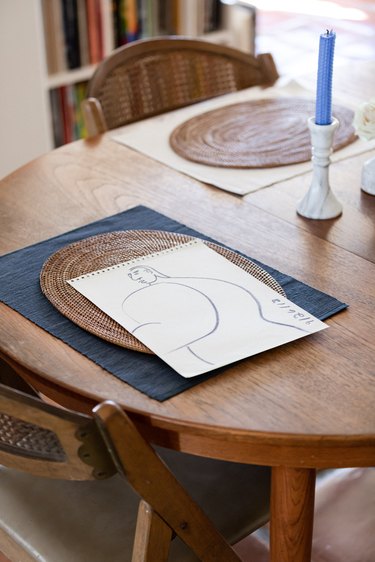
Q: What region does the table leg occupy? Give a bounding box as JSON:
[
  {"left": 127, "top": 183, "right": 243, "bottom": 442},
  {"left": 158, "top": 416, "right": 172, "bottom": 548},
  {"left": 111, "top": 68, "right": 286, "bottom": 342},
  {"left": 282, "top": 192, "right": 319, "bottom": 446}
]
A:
[{"left": 270, "top": 466, "right": 316, "bottom": 562}]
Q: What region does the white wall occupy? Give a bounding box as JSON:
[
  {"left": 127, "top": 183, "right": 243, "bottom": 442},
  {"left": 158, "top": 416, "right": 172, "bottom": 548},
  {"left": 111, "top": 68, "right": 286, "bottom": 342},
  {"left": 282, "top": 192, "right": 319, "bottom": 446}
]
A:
[{"left": 0, "top": 0, "right": 52, "bottom": 179}]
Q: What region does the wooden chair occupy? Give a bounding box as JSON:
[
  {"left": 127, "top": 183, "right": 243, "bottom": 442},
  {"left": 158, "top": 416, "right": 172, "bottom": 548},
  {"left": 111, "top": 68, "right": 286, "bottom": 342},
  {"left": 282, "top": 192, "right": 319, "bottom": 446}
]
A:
[
  {"left": 0, "top": 383, "right": 270, "bottom": 561},
  {"left": 82, "top": 36, "right": 279, "bottom": 137}
]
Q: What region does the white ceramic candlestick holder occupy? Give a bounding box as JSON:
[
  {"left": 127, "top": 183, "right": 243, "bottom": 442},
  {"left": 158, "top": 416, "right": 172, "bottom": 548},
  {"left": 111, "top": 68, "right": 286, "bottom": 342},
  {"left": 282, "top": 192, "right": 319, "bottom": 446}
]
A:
[{"left": 297, "top": 117, "right": 342, "bottom": 219}]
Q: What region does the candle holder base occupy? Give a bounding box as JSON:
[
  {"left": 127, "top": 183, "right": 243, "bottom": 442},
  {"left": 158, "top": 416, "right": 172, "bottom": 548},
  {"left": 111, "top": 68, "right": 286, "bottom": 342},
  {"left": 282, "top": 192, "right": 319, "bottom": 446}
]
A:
[
  {"left": 297, "top": 117, "right": 342, "bottom": 220},
  {"left": 361, "top": 155, "right": 375, "bottom": 195},
  {"left": 297, "top": 185, "right": 343, "bottom": 220}
]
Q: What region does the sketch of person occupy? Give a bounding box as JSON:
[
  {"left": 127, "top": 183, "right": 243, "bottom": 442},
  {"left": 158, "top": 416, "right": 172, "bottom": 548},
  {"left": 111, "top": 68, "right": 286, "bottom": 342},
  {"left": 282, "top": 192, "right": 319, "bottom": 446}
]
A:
[{"left": 122, "top": 264, "right": 309, "bottom": 370}]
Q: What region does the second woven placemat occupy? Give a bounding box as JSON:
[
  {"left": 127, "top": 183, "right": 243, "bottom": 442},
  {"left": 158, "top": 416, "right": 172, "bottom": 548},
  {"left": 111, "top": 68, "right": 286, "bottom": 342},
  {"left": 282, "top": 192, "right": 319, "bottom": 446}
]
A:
[{"left": 170, "top": 97, "right": 356, "bottom": 168}]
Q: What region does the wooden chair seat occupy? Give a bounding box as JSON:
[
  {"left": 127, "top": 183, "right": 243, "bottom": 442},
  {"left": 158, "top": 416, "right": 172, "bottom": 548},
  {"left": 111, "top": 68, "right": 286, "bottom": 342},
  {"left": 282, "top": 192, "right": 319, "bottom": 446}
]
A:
[
  {"left": 82, "top": 36, "right": 279, "bottom": 136},
  {"left": 0, "top": 384, "right": 270, "bottom": 561}
]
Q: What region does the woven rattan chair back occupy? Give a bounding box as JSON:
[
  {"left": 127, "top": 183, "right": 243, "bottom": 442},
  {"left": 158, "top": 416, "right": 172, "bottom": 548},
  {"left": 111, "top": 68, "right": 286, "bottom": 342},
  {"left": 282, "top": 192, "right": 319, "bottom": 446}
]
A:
[
  {"left": 0, "top": 383, "right": 115, "bottom": 480},
  {"left": 83, "top": 36, "right": 279, "bottom": 135}
]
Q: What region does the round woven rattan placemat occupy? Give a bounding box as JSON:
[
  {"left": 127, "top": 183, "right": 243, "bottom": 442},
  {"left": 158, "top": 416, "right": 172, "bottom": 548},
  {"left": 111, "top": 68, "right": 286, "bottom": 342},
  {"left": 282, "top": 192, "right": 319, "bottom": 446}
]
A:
[
  {"left": 169, "top": 98, "right": 357, "bottom": 168},
  {"left": 40, "top": 230, "right": 285, "bottom": 354}
]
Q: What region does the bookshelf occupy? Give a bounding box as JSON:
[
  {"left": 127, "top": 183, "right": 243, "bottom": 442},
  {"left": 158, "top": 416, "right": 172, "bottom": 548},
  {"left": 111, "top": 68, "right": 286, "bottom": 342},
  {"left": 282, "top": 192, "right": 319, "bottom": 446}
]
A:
[{"left": 0, "top": 0, "right": 255, "bottom": 179}]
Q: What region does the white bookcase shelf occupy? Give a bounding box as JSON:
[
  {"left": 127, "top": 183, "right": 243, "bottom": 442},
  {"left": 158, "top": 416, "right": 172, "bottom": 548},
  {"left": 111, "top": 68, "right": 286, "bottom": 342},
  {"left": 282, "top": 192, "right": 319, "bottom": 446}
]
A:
[{"left": 46, "top": 65, "right": 98, "bottom": 89}]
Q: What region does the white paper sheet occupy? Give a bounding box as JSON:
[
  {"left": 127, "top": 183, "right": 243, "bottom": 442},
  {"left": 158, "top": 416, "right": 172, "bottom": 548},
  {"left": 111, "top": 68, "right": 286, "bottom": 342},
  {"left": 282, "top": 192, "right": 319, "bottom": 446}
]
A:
[
  {"left": 112, "top": 79, "right": 375, "bottom": 195},
  {"left": 68, "top": 240, "right": 327, "bottom": 378}
]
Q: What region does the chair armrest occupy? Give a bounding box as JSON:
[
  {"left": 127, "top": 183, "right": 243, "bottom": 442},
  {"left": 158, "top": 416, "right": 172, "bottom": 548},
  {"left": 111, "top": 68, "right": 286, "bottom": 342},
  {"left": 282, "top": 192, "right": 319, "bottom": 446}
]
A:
[{"left": 82, "top": 98, "right": 107, "bottom": 137}]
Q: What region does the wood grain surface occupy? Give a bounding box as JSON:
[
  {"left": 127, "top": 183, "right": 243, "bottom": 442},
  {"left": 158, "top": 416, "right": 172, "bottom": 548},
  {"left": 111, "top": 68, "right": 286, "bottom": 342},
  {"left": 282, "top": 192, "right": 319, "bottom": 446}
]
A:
[
  {"left": 271, "top": 467, "right": 316, "bottom": 562},
  {"left": 0, "top": 136, "right": 374, "bottom": 470}
]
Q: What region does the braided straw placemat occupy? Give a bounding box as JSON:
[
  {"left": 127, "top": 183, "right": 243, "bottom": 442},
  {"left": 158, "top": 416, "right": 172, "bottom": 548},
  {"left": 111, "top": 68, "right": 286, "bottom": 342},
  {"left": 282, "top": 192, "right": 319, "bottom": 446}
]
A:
[
  {"left": 40, "top": 230, "right": 285, "bottom": 354},
  {"left": 169, "top": 98, "right": 357, "bottom": 168}
]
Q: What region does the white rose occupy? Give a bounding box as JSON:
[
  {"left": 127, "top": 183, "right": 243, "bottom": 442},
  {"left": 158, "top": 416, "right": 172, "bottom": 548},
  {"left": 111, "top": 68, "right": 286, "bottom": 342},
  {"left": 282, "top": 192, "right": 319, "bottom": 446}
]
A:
[{"left": 353, "top": 98, "right": 375, "bottom": 141}]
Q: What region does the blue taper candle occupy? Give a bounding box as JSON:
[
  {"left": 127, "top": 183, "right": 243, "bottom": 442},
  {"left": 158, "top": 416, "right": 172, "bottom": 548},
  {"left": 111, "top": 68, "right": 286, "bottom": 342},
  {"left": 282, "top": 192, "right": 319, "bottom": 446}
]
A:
[{"left": 315, "top": 30, "right": 336, "bottom": 125}]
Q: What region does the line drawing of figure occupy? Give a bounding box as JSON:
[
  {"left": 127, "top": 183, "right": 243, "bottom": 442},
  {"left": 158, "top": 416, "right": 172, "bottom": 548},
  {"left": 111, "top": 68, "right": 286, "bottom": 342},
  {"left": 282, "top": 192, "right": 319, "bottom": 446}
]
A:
[{"left": 122, "top": 264, "right": 309, "bottom": 370}]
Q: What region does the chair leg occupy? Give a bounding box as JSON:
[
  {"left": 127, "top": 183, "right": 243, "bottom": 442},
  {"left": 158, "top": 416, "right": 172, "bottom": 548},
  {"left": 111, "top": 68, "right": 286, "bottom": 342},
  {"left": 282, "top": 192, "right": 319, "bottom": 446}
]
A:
[
  {"left": 132, "top": 500, "right": 173, "bottom": 562},
  {"left": 95, "top": 402, "right": 243, "bottom": 562}
]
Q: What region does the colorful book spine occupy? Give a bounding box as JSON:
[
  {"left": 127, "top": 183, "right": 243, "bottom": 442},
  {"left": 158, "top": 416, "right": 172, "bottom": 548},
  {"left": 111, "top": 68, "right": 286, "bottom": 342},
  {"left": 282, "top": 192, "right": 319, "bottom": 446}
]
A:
[
  {"left": 77, "top": 0, "right": 90, "bottom": 67},
  {"left": 125, "top": 0, "right": 139, "bottom": 42},
  {"left": 62, "top": 0, "right": 81, "bottom": 69},
  {"left": 86, "top": 0, "right": 103, "bottom": 63},
  {"left": 50, "top": 82, "right": 89, "bottom": 147}
]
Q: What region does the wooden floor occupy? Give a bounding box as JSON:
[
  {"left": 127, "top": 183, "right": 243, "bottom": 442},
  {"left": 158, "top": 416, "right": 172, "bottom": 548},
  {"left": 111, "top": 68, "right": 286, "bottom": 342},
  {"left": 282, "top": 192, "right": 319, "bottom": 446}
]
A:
[
  {"left": 1, "top": 468, "right": 374, "bottom": 561},
  {"left": 255, "top": 0, "right": 375, "bottom": 78}
]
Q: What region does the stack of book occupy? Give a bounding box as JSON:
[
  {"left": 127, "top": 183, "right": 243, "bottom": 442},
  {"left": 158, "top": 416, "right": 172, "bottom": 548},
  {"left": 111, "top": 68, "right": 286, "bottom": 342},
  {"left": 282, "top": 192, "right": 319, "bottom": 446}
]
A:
[
  {"left": 42, "top": 0, "right": 226, "bottom": 147},
  {"left": 42, "top": 0, "right": 224, "bottom": 74},
  {"left": 42, "top": 0, "right": 108, "bottom": 73},
  {"left": 49, "top": 82, "right": 88, "bottom": 147}
]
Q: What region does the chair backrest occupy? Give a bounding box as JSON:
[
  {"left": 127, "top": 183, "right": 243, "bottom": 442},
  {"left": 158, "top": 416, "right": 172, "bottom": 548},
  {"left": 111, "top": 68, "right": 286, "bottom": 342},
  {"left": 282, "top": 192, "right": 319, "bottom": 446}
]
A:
[
  {"left": 0, "top": 383, "right": 245, "bottom": 561},
  {"left": 0, "top": 383, "right": 115, "bottom": 480},
  {"left": 82, "top": 36, "right": 279, "bottom": 135}
]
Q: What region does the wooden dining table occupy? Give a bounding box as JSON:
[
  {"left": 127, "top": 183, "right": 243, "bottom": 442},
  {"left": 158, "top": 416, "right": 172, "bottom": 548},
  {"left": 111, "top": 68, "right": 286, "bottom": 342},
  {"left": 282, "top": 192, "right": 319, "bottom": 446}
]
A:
[{"left": 1, "top": 85, "right": 375, "bottom": 561}]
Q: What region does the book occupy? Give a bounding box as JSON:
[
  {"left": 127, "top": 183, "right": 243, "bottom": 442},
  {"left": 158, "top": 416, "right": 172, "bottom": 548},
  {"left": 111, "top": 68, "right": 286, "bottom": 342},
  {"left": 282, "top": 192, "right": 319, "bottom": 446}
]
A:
[
  {"left": 62, "top": 0, "right": 81, "bottom": 69},
  {"left": 86, "top": 0, "right": 103, "bottom": 63},
  {"left": 77, "top": 0, "right": 90, "bottom": 67},
  {"left": 42, "top": 0, "right": 59, "bottom": 74},
  {"left": 68, "top": 240, "right": 327, "bottom": 378},
  {"left": 41, "top": 0, "right": 67, "bottom": 73},
  {"left": 125, "top": 0, "right": 139, "bottom": 42},
  {"left": 49, "top": 88, "right": 65, "bottom": 147},
  {"left": 203, "top": 0, "right": 221, "bottom": 33},
  {"left": 114, "top": 0, "right": 127, "bottom": 46},
  {"left": 74, "top": 82, "right": 89, "bottom": 138},
  {"left": 100, "top": 0, "right": 115, "bottom": 55},
  {"left": 178, "top": 0, "right": 200, "bottom": 36},
  {"left": 58, "top": 85, "right": 75, "bottom": 144}
]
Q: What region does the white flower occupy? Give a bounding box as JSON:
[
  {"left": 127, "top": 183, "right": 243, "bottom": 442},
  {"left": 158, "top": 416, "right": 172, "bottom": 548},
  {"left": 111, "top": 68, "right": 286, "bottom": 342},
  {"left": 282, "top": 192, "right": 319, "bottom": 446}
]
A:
[{"left": 353, "top": 98, "right": 375, "bottom": 141}]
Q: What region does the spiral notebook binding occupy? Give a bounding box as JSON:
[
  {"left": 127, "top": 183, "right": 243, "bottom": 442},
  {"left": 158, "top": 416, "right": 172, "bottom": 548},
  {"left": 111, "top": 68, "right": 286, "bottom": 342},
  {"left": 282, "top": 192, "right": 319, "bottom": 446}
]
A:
[{"left": 68, "top": 240, "right": 199, "bottom": 283}]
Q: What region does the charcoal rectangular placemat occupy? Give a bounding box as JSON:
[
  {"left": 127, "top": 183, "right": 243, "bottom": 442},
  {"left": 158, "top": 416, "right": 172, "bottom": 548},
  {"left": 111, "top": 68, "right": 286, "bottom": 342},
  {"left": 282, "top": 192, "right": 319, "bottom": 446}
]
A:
[{"left": 0, "top": 205, "right": 347, "bottom": 401}]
